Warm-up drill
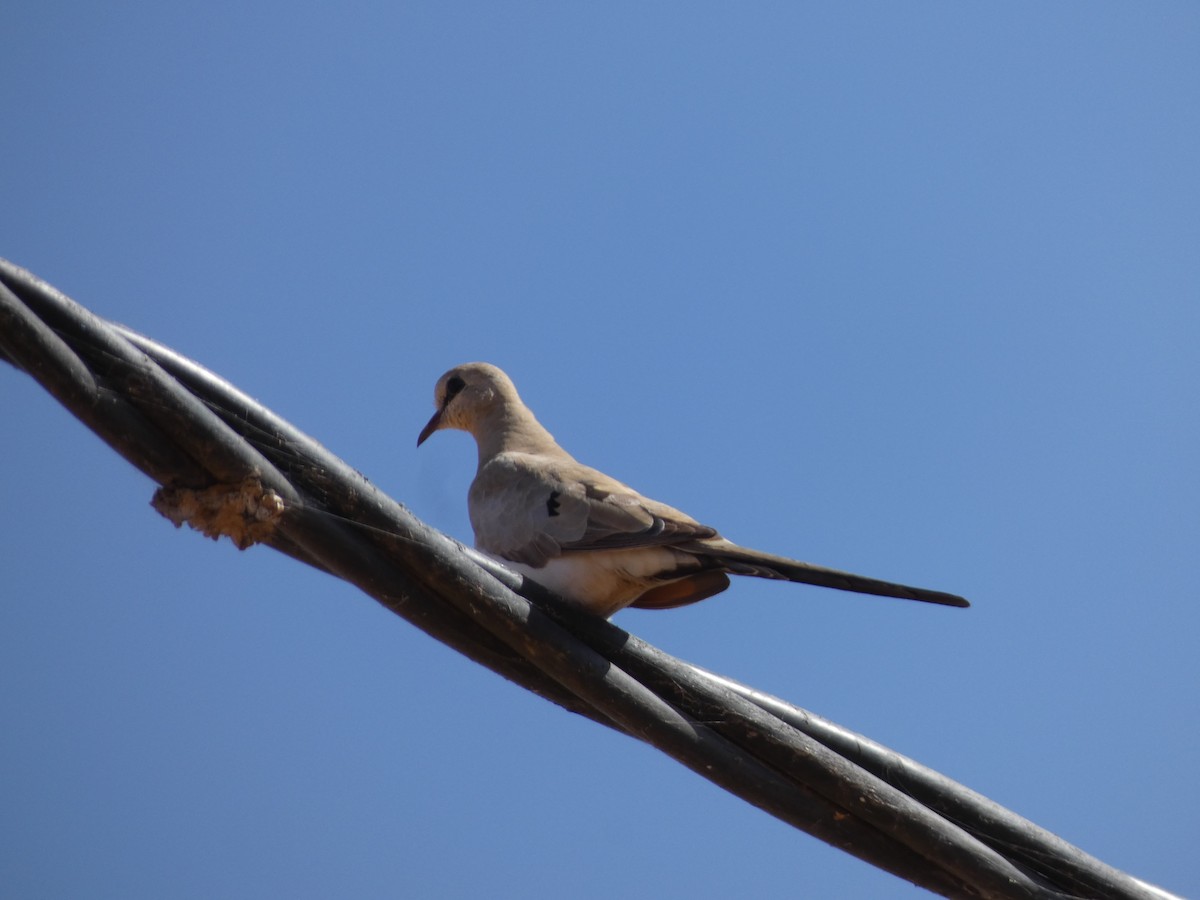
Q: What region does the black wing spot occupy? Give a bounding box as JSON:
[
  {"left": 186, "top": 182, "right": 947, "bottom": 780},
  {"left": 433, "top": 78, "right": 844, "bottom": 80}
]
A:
[{"left": 546, "top": 491, "right": 561, "bottom": 517}]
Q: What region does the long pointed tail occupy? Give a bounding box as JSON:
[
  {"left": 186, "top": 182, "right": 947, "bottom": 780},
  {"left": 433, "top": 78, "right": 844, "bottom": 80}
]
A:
[{"left": 681, "top": 540, "right": 969, "bottom": 608}]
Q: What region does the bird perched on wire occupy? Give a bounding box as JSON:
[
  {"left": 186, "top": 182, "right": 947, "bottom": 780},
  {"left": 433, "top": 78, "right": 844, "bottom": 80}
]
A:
[{"left": 417, "top": 362, "right": 968, "bottom": 618}]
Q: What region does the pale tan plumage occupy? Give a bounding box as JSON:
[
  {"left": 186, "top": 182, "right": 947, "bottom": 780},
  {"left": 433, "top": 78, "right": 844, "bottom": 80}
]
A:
[{"left": 417, "top": 362, "right": 968, "bottom": 617}]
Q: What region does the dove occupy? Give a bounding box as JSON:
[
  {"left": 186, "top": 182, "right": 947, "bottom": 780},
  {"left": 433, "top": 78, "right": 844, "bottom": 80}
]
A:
[{"left": 417, "top": 362, "right": 968, "bottom": 618}]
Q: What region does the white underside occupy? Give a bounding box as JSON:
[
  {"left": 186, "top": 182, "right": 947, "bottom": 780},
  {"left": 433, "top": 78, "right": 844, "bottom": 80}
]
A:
[{"left": 481, "top": 548, "right": 687, "bottom": 618}]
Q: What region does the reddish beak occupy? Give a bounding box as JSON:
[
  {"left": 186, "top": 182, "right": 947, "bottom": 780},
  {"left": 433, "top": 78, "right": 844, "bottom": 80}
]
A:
[{"left": 416, "top": 407, "right": 444, "bottom": 446}]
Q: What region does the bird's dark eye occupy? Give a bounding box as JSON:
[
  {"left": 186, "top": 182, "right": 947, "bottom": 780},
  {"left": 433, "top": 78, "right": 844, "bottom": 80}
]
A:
[{"left": 444, "top": 375, "right": 466, "bottom": 403}]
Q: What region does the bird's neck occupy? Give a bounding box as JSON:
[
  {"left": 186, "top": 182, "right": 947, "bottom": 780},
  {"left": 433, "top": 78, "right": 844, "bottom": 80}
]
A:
[{"left": 472, "top": 407, "right": 566, "bottom": 466}]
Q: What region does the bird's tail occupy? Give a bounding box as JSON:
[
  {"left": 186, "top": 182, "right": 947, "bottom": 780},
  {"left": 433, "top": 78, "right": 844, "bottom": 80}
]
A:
[{"left": 678, "top": 540, "right": 969, "bottom": 608}]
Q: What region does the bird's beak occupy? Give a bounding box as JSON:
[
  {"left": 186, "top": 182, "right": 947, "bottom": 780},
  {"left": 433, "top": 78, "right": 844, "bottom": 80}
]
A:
[{"left": 416, "top": 407, "right": 444, "bottom": 446}]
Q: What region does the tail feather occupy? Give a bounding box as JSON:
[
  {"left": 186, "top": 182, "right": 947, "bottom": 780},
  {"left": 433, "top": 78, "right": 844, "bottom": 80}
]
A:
[{"left": 679, "top": 540, "right": 969, "bottom": 608}]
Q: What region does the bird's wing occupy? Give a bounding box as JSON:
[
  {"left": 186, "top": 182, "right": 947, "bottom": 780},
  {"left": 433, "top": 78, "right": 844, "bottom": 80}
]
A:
[{"left": 469, "top": 452, "right": 717, "bottom": 566}]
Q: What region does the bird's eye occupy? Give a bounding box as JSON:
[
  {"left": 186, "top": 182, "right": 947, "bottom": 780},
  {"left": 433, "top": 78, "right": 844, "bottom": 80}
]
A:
[{"left": 444, "top": 375, "right": 467, "bottom": 403}]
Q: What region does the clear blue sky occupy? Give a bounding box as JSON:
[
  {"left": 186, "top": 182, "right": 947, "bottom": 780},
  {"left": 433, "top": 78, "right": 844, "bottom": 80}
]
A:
[{"left": 2, "top": 3, "right": 1197, "bottom": 898}]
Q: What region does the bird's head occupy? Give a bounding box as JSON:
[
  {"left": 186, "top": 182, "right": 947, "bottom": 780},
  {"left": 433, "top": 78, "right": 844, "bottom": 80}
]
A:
[{"left": 417, "top": 362, "right": 520, "bottom": 446}]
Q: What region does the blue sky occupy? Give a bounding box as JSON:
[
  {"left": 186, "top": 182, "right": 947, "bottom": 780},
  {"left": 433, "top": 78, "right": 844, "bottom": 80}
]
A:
[{"left": 2, "top": 3, "right": 1197, "bottom": 898}]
